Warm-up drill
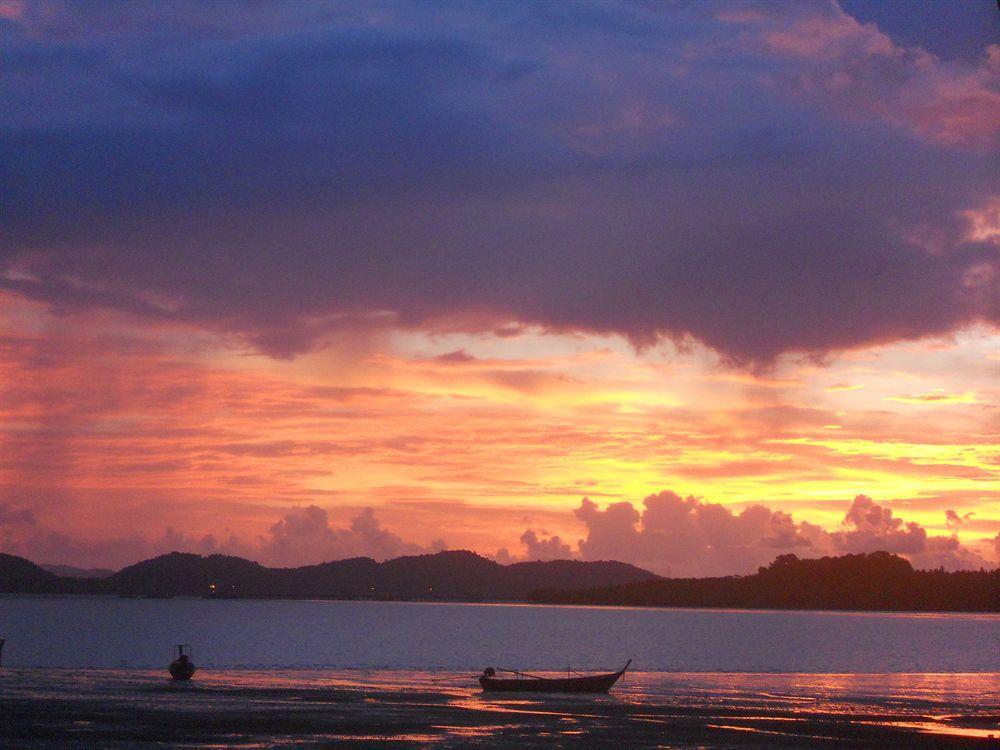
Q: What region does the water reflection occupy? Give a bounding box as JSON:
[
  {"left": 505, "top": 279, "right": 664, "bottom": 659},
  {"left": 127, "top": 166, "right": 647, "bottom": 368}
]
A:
[{"left": 5, "top": 596, "right": 998, "bottom": 674}]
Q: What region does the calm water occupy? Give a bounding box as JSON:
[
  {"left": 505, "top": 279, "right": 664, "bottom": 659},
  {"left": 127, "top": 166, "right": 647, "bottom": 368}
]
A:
[
  {"left": 3, "top": 597, "right": 998, "bottom": 747},
  {"left": 2, "top": 595, "right": 998, "bottom": 672}
]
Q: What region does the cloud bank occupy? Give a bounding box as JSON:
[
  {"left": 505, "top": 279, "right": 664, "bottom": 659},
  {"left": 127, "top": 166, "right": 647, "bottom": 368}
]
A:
[
  {"left": 264, "top": 505, "right": 445, "bottom": 567},
  {"left": 4, "top": 492, "right": 994, "bottom": 574},
  {"left": 511, "top": 492, "right": 993, "bottom": 575},
  {"left": 2, "top": 505, "right": 445, "bottom": 570},
  {"left": 1, "top": 0, "right": 996, "bottom": 365}
]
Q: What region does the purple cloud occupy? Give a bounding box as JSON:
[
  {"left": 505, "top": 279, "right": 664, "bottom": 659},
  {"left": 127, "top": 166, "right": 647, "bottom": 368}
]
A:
[
  {"left": 945, "top": 509, "right": 974, "bottom": 529},
  {"left": 264, "top": 505, "right": 445, "bottom": 566},
  {"left": 2, "top": 493, "right": 993, "bottom": 573},
  {"left": 518, "top": 529, "right": 574, "bottom": 562},
  {"left": 1, "top": 505, "right": 445, "bottom": 569},
  {"left": 569, "top": 491, "right": 991, "bottom": 575},
  {"left": 573, "top": 492, "right": 826, "bottom": 576},
  {"left": 1, "top": 1, "right": 996, "bottom": 364},
  {"left": 0, "top": 504, "right": 37, "bottom": 525}
]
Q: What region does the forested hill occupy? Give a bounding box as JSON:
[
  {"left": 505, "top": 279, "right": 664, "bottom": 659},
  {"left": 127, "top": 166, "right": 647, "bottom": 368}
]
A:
[
  {"left": 0, "top": 550, "right": 658, "bottom": 601},
  {"left": 528, "top": 552, "right": 999, "bottom": 612}
]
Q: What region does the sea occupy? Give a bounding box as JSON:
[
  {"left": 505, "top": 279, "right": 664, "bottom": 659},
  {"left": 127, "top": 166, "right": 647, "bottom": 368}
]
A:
[{"left": 3, "top": 596, "right": 998, "bottom": 748}]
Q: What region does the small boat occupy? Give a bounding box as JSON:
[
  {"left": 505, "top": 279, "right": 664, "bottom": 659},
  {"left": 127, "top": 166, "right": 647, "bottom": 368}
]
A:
[
  {"left": 478, "top": 660, "right": 631, "bottom": 693},
  {"left": 168, "top": 644, "right": 196, "bottom": 680}
]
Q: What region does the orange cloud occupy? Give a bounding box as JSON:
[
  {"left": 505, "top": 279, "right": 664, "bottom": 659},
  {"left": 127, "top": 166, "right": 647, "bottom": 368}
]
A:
[
  {"left": 886, "top": 391, "right": 986, "bottom": 405},
  {"left": 2, "top": 294, "right": 997, "bottom": 569}
]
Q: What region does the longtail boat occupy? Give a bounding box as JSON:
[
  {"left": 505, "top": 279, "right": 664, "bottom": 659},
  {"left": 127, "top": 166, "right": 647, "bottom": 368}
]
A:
[
  {"left": 168, "top": 644, "right": 196, "bottom": 680},
  {"left": 478, "top": 660, "right": 631, "bottom": 693}
]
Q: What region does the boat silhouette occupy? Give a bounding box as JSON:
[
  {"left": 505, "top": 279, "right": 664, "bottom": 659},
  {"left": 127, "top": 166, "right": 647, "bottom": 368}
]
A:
[
  {"left": 168, "top": 644, "right": 196, "bottom": 680},
  {"left": 479, "top": 660, "right": 630, "bottom": 693}
]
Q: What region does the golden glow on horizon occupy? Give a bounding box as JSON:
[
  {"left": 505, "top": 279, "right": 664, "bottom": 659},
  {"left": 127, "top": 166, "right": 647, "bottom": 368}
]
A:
[
  {"left": 885, "top": 391, "right": 987, "bottom": 405},
  {"left": 1, "top": 294, "right": 997, "bottom": 562}
]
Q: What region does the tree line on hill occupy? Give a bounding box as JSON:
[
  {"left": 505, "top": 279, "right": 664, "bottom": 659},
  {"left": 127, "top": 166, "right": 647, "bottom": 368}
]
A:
[{"left": 528, "top": 552, "right": 999, "bottom": 612}]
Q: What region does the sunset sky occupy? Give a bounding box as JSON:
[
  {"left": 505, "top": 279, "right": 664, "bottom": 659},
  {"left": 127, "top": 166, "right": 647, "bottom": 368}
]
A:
[{"left": 1, "top": 0, "right": 997, "bottom": 575}]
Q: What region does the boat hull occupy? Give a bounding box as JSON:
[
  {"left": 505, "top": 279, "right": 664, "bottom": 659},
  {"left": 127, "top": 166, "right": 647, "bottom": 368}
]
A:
[
  {"left": 169, "top": 660, "right": 196, "bottom": 680},
  {"left": 479, "top": 669, "right": 624, "bottom": 693}
]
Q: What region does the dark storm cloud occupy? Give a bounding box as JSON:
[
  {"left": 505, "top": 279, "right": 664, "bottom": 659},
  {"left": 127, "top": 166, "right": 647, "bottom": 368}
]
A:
[{"left": 2, "top": 1, "right": 997, "bottom": 364}]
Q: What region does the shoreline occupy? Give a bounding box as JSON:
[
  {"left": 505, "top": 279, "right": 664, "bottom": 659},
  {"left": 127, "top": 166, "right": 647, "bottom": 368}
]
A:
[
  {"left": 3, "top": 592, "right": 997, "bottom": 616},
  {"left": 9, "top": 665, "right": 998, "bottom": 679},
  {"left": 4, "top": 667, "right": 997, "bottom": 749}
]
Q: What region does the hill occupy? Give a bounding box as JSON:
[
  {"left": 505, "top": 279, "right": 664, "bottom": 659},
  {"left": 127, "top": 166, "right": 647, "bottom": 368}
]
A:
[
  {"left": 0, "top": 553, "right": 61, "bottom": 591},
  {"left": 528, "top": 552, "right": 1000, "bottom": 612},
  {"left": 1, "top": 550, "right": 659, "bottom": 601},
  {"left": 107, "top": 552, "right": 271, "bottom": 598},
  {"left": 4, "top": 550, "right": 995, "bottom": 610}
]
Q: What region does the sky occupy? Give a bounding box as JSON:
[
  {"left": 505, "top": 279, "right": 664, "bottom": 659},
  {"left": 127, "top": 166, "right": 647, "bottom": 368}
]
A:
[{"left": 1, "top": 0, "right": 997, "bottom": 575}]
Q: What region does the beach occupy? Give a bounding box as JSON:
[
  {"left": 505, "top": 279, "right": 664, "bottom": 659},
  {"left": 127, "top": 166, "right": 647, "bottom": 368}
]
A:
[{"left": 4, "top": 668, "right": 997, "bottom": 748}]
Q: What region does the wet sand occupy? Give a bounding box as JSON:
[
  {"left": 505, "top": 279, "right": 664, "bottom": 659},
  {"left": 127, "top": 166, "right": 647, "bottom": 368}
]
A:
[{"left": 3, "top": 669, "right": 997, "bottom": 748}]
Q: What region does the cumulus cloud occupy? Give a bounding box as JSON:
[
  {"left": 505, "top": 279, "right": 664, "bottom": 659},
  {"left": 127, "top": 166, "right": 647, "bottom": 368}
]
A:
[
  {"left": 522, "top": 529, "right": 573, "bottom": 560},
  {"left": 499, "top": 529, "right": 574, "bottom": 563},
  {"left": 263, "top": 505, "right": 445, "bottom": 567},
  {"left": 567, "top": 491, "right": 991, "bottom": 576},
  {"left": 754, "top": 5, "right": 1000, "bottom": 149},
  {"left": 3, "top": 493, "right": 995, "bottom": 574},
  {"left": 573, "top": 492, "right": 825, "bottom": 576},
  {"left": 831, "top": 494, "right": 927, "bottom": 553},
  {"left": 829, "top": 495, "right": 988, "bottom": 571},
  {"left": 0, "top": 1, "right": 995, "bottom": 366}
]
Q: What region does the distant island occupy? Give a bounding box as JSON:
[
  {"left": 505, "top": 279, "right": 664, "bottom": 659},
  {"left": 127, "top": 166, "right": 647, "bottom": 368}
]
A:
[
  {"left": 530, "top": 552, "right": 999, "bottom": 612},
  {"left": 1, "top": 550, "right": 996, "bottom": 612},
  {"left": 0, "top": 550, "right": 657, "bottom": 601}
]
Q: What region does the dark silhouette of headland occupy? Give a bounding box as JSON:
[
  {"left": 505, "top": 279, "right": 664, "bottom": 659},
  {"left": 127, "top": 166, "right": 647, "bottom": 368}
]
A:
[{"left": 1, "top": 550, "right": 996, "bottom": 611}]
